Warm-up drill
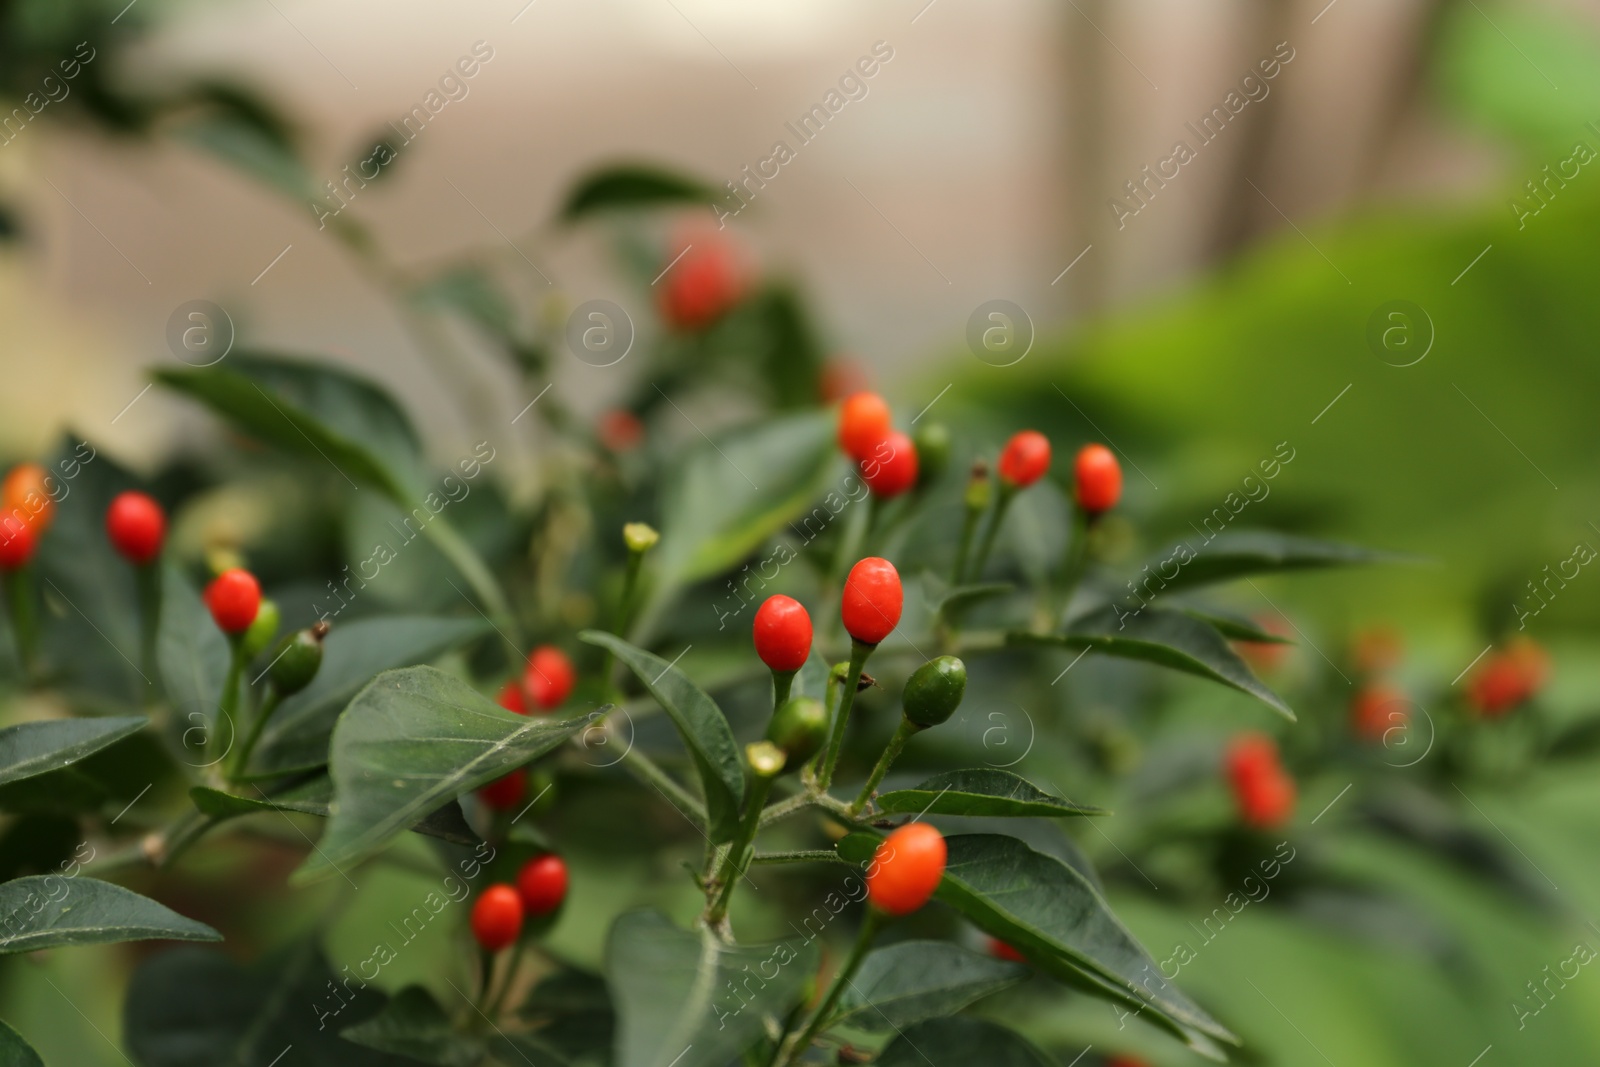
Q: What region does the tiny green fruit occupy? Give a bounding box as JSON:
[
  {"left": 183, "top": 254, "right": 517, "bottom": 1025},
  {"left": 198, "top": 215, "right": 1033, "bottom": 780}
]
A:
[
  {"left": 241, "top": 598, "right": 280, "bottom": 657},
  {"left": 912, "top": 422, "right": 950, "bottom": 487},
  {"left": 767, "top": 696, "right": 828, "bottom": 768},
  {"left": 902, "top": 655, "right": 967, "bottom": 728},
  {"left": 268, "top": 622, "right": 328, "bottom": 697}
]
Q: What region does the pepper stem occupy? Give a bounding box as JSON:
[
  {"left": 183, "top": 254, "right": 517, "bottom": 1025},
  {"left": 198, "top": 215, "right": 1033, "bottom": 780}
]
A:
[
  {"left": 851, "top": 717, "right": 919, "bottom": 816},
  {"left": 229, "top": 686, "right": 283, "bottom": 781},
  {"left": 4, "top": 565, "right": 36, "bottom": 681},
  {"left": 817, "top": 640, "right": 873, "bottom": 791},
  {"left": 773, "top": 908, "right": 883, "bottom": 1067},
  {"left": 770, "top": 668, "right": 796, "bottom": 713},
  {"left": 967, "top": 481, "right": 1017, "bottom": 583}
]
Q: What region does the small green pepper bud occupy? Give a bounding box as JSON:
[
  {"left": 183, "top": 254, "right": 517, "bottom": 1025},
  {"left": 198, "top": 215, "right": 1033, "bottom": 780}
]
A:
[
  {"left": 902, "top": 655, "right": 967, "bottom": 728},
  {"left": 767, "top": 696, "right": 828, "bottom": 769},
  {"left": 746, "top": 740, "right": 786, "bottom": 778},
  {"left": 912, "top": 422, "right": 951, "bottom": 487},
  {"left": 268, "top": 621, "right": 328, "bottom": 697},
  {"left": 963, "top": 460, "right": 991, "bottom": 512},
  {"left": 623, "top": 522, "right": 660, "bottom": 554},
  {"left": 241, "top": 598, "right": 280, "bottom": 658}
]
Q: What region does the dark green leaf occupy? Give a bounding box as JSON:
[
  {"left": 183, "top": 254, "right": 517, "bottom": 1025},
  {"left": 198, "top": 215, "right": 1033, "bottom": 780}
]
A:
[
  {"left": 342, "top": 986, "right": 483, "bottom": 1067},
  {"left": 125, "top": 942, "right": 412, "bottom": 1066},
  {"left": 158, "top": 563, "right": 231, "bottom": 752},
  {"left": 1547, "top": 716, "right": 1600, "bottom": 761},
  {"left": 519, "top": 969, "right": 615, "bottom": 1063},
  {"left": 296, "top": 667, "right": 590, "bottom": 883},
  {"left": 155, "top": 352, "right": 424, "bottom": 500},
  {"left": 606, "top": 909, "right": 817, "bottom": 1067},
  {"left": 559, "top": 163, "right": 720, "bottom": 222},
  {"left": 579, "top": 632, "right": 743, "bottom": 842},
  {"left": 832, "top": 940, "right": 1026, "bottom": 1032},
  {"left": 1012, "top": 605, "right": 1293, "bottom": 719},
  {"left": 875, "top": 1017, "right": 1055, "bottom": 1067},
  {"left": 0, "top": 717, "right": 145, "bottom": 787},
  {"left": 875, "top": 769, "right": 1108, "bottom": 818},
  {"left": 1134, "top": 530, "right": 1400, "bottom": 598},
  {"left": 0, "top": 876, "right": 219, "bottom": 953},
  {"left": 837, "top": 832, "right": 1235, "bottom": 1057},
  {"left": 191, "top": 779, "right": 479, "bottom": 847},
  {"left": 175, "top": 114, "right": 315, "bottom": 201},
  {"left": 1181, "top": 606, "right": 1293, "bottom": 643},
  {"left": 0, "top": 1019, "right": 43, "bottom": 1067},
  {"left": 652, "top": 411, "right": 838, "bottom": 594},
  {"left": 249, "top": 615, "right": 491, "bottom": 777}
]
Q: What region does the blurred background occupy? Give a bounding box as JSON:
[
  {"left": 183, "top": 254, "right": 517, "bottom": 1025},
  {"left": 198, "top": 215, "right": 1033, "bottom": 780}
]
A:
[{"left": 6, "top": 0, "right": 1600, "bottom": 1064}]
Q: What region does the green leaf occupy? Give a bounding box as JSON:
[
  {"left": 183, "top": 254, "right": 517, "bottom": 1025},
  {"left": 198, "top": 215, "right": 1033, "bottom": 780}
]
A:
[
  {"left": 1181, "top": 606, "right": 1293, "bottom": 643},
  {"left": 342, "top": 986, "right": 483, "bottom": 1067},
  {"left": 559, "top": 162, "right": 720, "bottom": 222},
  {"left": 125, "top": 942, "right": 412, "bottom": 1066},
  {"left": 1133, "top": 530, "right": 1400, "bottom": 598},
  {"left": 837, "top": 832, "right": 1236, "bottom": 1057},
  {"left": 875, "top": 769, "right": 1108, "bottom": 818},
  {"left": 606, "top": 909, "right": 817, "bottom": 1067},
  {"left": 579, "top": 632, "right": 743, "bottom": 842},
  {"left": 296, "top": 667, "right": 590, "bottom": 883},
  {"left": 158, "top": 563, "right": 231, "bottom": 749},
  {"left": 0, "top": 1019, "right": 43, "bottom": 1067},
  {"left": 1012, "top": 605, "right": 1293, "bottom": 719},
  {"left": 875, "top": 1017, "right": 1055, "bottom": 1067},
  {"left": 653, "top": 411, "right": 838, "bottom": 593},
  {"left": 175, "top": 114, "right": 316, "bottom": 201},
  {"left": 154, "top": 352, "right": 424, "bottom": 500},
  {"left": 519, "top": 969, "right": 615, "bottom": 1063},
  {"left": 0, "top": 717, "right": 146, "bottom": 787},
  {"left": 191, "top": 779, "right": 479, "bottom": 847},
  {"left": 249, "top": 615, "right": 492, "bottom": 777},
  {"left": 0, "top": 876, "right": 219, "bottom": 953},
  {"left": 411, "top": 265, "right": 519, "bottom": 343},
  {"left": 832, "top": 940, "right": 1027, "bottom": 1032}
]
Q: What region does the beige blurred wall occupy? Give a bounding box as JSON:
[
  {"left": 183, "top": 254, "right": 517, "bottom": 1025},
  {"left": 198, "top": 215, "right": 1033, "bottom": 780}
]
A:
[{"left": 0, "top": 0, "right": 1553, "bottom": 466}]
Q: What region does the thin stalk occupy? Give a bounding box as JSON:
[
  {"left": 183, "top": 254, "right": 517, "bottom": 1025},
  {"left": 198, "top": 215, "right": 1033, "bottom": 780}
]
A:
[
  {"left": 213, "top": 638, "right": 246, "bottom": 768},
  {"left": 817, "top": 641, "right": 873, "bottom": 791},
  {"left": 968, "top": 482, "right": 1016, "bottom": 583},
  {"left": 850, "top": 718, "right": 919, "bottom": 816},
  {"left": 229, "top": 687, "right": 282, "bottom": 781},
  {"left": 418, "top": 513, "right": 520, "bottom": 646},
  {"left": 483, "top": 937, "right": 528, "bottom": 1020},
  {"left": 619, "top": 745, "right": 706, "bottom": 828},
  {"left": 750, "top": 849, "right": 845, "bottom": 866},
  {"left": 705, "top": 774, "right": 774, "bottom": 924},
  {"left": 136, "top": 562, "right": 161, "bottom": 695},
  {"left": 599, "top": 551, "right": 647, "bottom": 694},
  {"left": 951, "top": 504, "right": 982, "bottom": 584},
  {"left": 773, "top": 909, "right": 882, "bottom": 1067},
  {"left": 1050, "top": 507, "right": 1093, "bottom": 629},
  {"left": 770, "top": 669, "right": 795, "bottom": 712},
  {"left": 5, "top": 566, "right": 36, "bottom": 680}
]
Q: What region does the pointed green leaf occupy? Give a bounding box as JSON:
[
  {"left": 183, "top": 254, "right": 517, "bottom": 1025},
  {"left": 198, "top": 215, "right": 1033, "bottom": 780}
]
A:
[
  {"left": 0, "top": 717, "right": 146, "bottom": 787},
  {"left": 248, "top": 615, "right": 492, "bottom": 777},
  {"left": 579, "top": 632, "right": 743, "bottom": 842},
  {"left": 606, "top": 909, "right": 817, "bottom": 1067},
  {"left": 125, "top": 942, "right": 412, "bottom": 1066},
  {"left": 155, "top": 352, "right": 424, "bottom": 500},
  {"left": 832, "top": 941, "right": 1027, "bottom": 1032},
  {"left": 0, "top": 1019, "right": 43, "bottom": 1067},
  {"left": 342, "top": 986, "right": 484, "bottom": 1067},
  {"left": 1134, "top": 530, "right": 1401, "bottom": 598},
  {"left": 191, "top": 779, "right": 479, "bottom": 847},
  {"left": 1181, "top": 606, "right": 1293, "bottom": 643},
  {"left": 1011, "top": 605, "right": 1293, "bottom": 719},
  {"left": 559, "top": 163, "right": 720, "bottom": 222},
  {"left": 837, "top": 832, "right": 1236, "bottom": 1057},
  {"left": 875, "top": 1017, "right": 1055, "bottom": 1067},
  {"left": 654, "top": 411, "right": 838, "bottom": 592},
  {"left": 875, "top": 769, "right": 1108, "bottom": 819},
  {"left": 0, "top": 876, "right": 219, "bottom": 953},
  {"left": 295, "top": 667, "right": 591, "bottom": 883}
]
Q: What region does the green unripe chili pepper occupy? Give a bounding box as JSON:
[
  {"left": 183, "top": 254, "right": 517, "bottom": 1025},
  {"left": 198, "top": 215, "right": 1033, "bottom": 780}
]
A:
[
  {"left": 268, "top": 621, "right": 328, "bottom": 697},
  {"left": 902, "top": 655, "right": 967, "bottom": 728},
  {"left": 241, "top": 598, "right": 280, "bottom": 658},
  {"left": 766, "top": 696, "right": 829, "bottom": 768}
]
